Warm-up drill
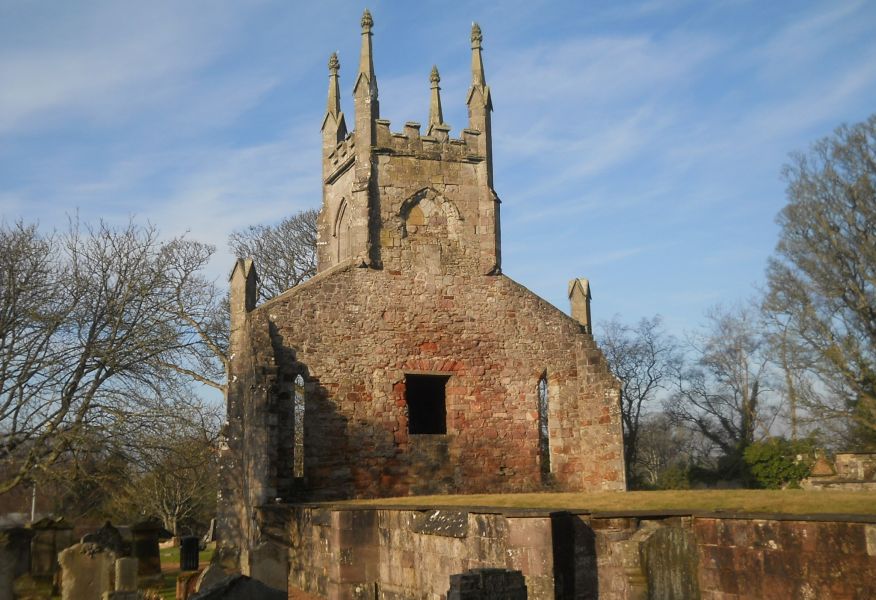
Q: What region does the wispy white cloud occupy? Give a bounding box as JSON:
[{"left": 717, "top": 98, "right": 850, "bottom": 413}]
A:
[
  {"left": 2, "top": 0, "right": 875, "bottom": 334},
  {"left": 0, "top": 2, "right": 260, "bottom": 133}
]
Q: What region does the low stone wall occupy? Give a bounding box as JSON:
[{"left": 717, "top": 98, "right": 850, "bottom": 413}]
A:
[
  {"left": 695, "top": 516, "right": 876, "bottom": 599},
  {"left": 278, "top": 504, "right": 876, "bottom": 600},
  {"left": 288, "top": 507, "right": 558, "bottom": 600}
]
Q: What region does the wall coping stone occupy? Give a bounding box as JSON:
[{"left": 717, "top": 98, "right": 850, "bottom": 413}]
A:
[{"left": 271, "top": 503, "right": 876, "bottom": 524}]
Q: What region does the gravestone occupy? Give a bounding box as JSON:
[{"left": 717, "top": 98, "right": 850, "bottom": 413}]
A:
[
  {"left": 177, "top": 571, "right": 201, "bottom": 600},
  {"left": 1, "top": 526, "right": 34, "bottom": 599},
  {"left": 448, "top": 568, "right": 527, "bottom": 600},
  {"left": 58, "top": 542, "right": 115, "bottom": 600},
  {"left": 99, "top": 561, "right": 140, "bottom": 600},
  {"left": 203, "top": 519, "right": 217, "bottom": 544},
  {"left": 115, "top": 557, "right": 138, "bottom": 591},
  {"left": 130, "top": 519, "right": 164, "bottom": 578},
  {"left": 82, "top": 521, "right": 129, "bottom": 557},
  {"left": 30, "top": 517, "right": 74, "bottom": 580}
]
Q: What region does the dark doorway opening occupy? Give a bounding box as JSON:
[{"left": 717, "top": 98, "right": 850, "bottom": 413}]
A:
[{"left": 405, "top": 374, "right": 449, "bottom": 434}]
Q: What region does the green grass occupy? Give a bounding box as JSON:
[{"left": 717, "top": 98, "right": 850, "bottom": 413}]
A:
[
  {"left": 329, "top": 489, "right": 876, "bottom": 515},
  {"left": 148, "top": 543, "right": 215, "bottom": 600}
]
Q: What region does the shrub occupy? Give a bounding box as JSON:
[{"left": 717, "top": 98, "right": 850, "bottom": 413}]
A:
[{"left": 743, "top": 437, "right": 816, "bottom": 489}]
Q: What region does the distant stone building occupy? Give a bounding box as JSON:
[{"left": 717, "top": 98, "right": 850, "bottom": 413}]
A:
[
  {"left": 218, "top": 11, "right": 625, "bottom": 555},
  {"left": 803, "top": 452, "right": 876, "bottom": 491}
]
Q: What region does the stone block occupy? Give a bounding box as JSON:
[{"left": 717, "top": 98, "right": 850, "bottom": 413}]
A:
[
  {"left": 411, "top": 510, "right": 468, "bottom": 538},
  {"left": 114, "top": 557, "right": 138, "bottom": 592},
  {"left": 58, "top": 543, "right": 115, "bottom": 600},
  {"left": 507, "top": 518, "right": 552, "bottom": 549}
]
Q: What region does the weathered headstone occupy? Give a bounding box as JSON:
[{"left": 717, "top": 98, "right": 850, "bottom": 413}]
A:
[
  {"left": 1, "top": 526, "right": 34, "bottom": 599},
  {"left": 82, "top": 522, "right": 129, "bottom": 557},
  {"left": 180, "top": 536, "right": 200, "bottom": 571},
  {"left": 202, "top": 519, "right": 217, "bottom": 544},
  {"left": 177, "top": 571, "right": 201, "bottom": 600},
  {"left": 130, "top": 520, "right": 163, "bottom": 578},
  {"left": 114, "top": 557, "right": 138, "bottom": 592},
  {"left": 448, "top": 568, "right": 527, "bottom": 600},
  {"left": 30, "top": 517, "right": 74, "bottom": 580},
  {"left": 58, "top": 542, "right": 115, "bottom": 600}
]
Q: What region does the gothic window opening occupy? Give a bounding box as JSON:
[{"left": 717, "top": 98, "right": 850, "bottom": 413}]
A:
[
  {"left": 537, "top": 373, "right": 551, "bottom": 481},
  {"left": 293, "top": 374, "right": 305, "bottom": 478},
  {"left": 334, "top": 199, "right": 352, "bottom": 262},
  {"left": 405, "top": 374, "right": 449, "bottom": 434}
]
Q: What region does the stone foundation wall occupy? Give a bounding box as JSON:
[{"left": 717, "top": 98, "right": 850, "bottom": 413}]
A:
[
  {"left": 288, "top": 507, "right": 559, "bottom": 600},
  {"left": 695, "top": 517, "right": 876, "bottom": 599},
  {"left": 282, "top": 505, "right": 876, "bottom": 600}
]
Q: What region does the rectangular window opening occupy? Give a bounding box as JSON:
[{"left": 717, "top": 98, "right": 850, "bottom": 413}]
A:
[{"left": 405, "top": 374, "right": 449, "bottom": 435}]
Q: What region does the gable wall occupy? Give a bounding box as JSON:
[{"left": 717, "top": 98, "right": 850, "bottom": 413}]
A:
[{"left": 254, "top": 266, "right": 624, "bottom": 502}]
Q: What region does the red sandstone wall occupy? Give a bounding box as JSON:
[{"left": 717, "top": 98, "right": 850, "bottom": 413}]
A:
[
  {"left": 695, "top": 517, "right": 876, "bottom": 599},
  {"left": 288, "top": 507, "right": 559, "bottom": 600},
  {"left": 251, "top": 264, "right": 623, "bottom": 502},
  {"left": 285, "top": 507, "right": 876, "bottom": 600}
]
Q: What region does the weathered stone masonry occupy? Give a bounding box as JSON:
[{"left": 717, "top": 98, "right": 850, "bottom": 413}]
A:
[
  {"left": 285, "top": 505, "right": 876, "bottom": 600},
  {"left": 217, "top": 11, "right": 625, "bottom": 564}
]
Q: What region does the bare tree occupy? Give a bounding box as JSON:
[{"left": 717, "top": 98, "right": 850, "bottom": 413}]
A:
[
  {"left": 765, "top": 114, "right": 876, "bottom": 448},
  {"left": 0, "top": 219, "right": 225, "bottom": 494},
  {"left": 228, "top": 208, "right": 318, "bottom": 302},
  {"left": 666, "top": 304, "right": 778, "bottom": 478},
  {"left": 635, "top": 413, "right": 715, "bottom": 487},
  {"left": 106, "top": 394, "right": 221, "bottom": 536},
  {"left": 597, "top": 315, "right": 680, "bottom": 485}
]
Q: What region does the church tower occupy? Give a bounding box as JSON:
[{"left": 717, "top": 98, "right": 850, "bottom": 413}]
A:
[{"left": 316, "top": 13, "right": 501, "bottom": 276}]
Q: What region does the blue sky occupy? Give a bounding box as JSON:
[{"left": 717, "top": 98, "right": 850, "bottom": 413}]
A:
[{"left": 2, "top": 0, "right": 875, "bottom": 337}]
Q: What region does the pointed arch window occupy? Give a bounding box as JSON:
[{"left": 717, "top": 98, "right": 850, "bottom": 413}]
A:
[
  {"left": 293, "top": 374, "right": 305, "bottom": 478},
  {"left": 537, "top": 373, "right": 551, "bottom": 482},
  {"left": 334, "top": 199, "right": 352, "bottom": 262}
]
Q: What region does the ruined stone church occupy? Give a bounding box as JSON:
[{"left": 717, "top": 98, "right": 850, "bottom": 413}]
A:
[{"left": 218, "top": 11, "right": 624, "bottom": 550}]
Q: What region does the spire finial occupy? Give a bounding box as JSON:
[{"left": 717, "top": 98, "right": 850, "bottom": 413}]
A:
[
  {"left": 471, "top": 22, "right": 483, "bottom": 48},
  {"left": 324, "top": 51, "right": 345, "bottom": 134},
  {"left": 428, "top": 65, "right": 445, "bottom": 135},
  {"left": 470, "top": 23, "right": 486, "bottom": 88},
  {"left": 354, "top": 8, "right": 379, "bottom": 132}
]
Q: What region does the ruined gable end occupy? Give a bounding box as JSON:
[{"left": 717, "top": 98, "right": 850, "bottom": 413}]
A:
[{"left": 219, "top": 10, "right": 625, "bottom": 560}]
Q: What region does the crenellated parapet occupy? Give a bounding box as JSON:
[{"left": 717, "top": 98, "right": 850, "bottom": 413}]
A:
[{"left": 324, "top": 122, "right": 488, "bottom": 183}]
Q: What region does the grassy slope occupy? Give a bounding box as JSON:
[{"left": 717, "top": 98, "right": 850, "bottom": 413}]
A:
[{"left": 329, "top": 489, "right": 876, "bottom": 515}]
